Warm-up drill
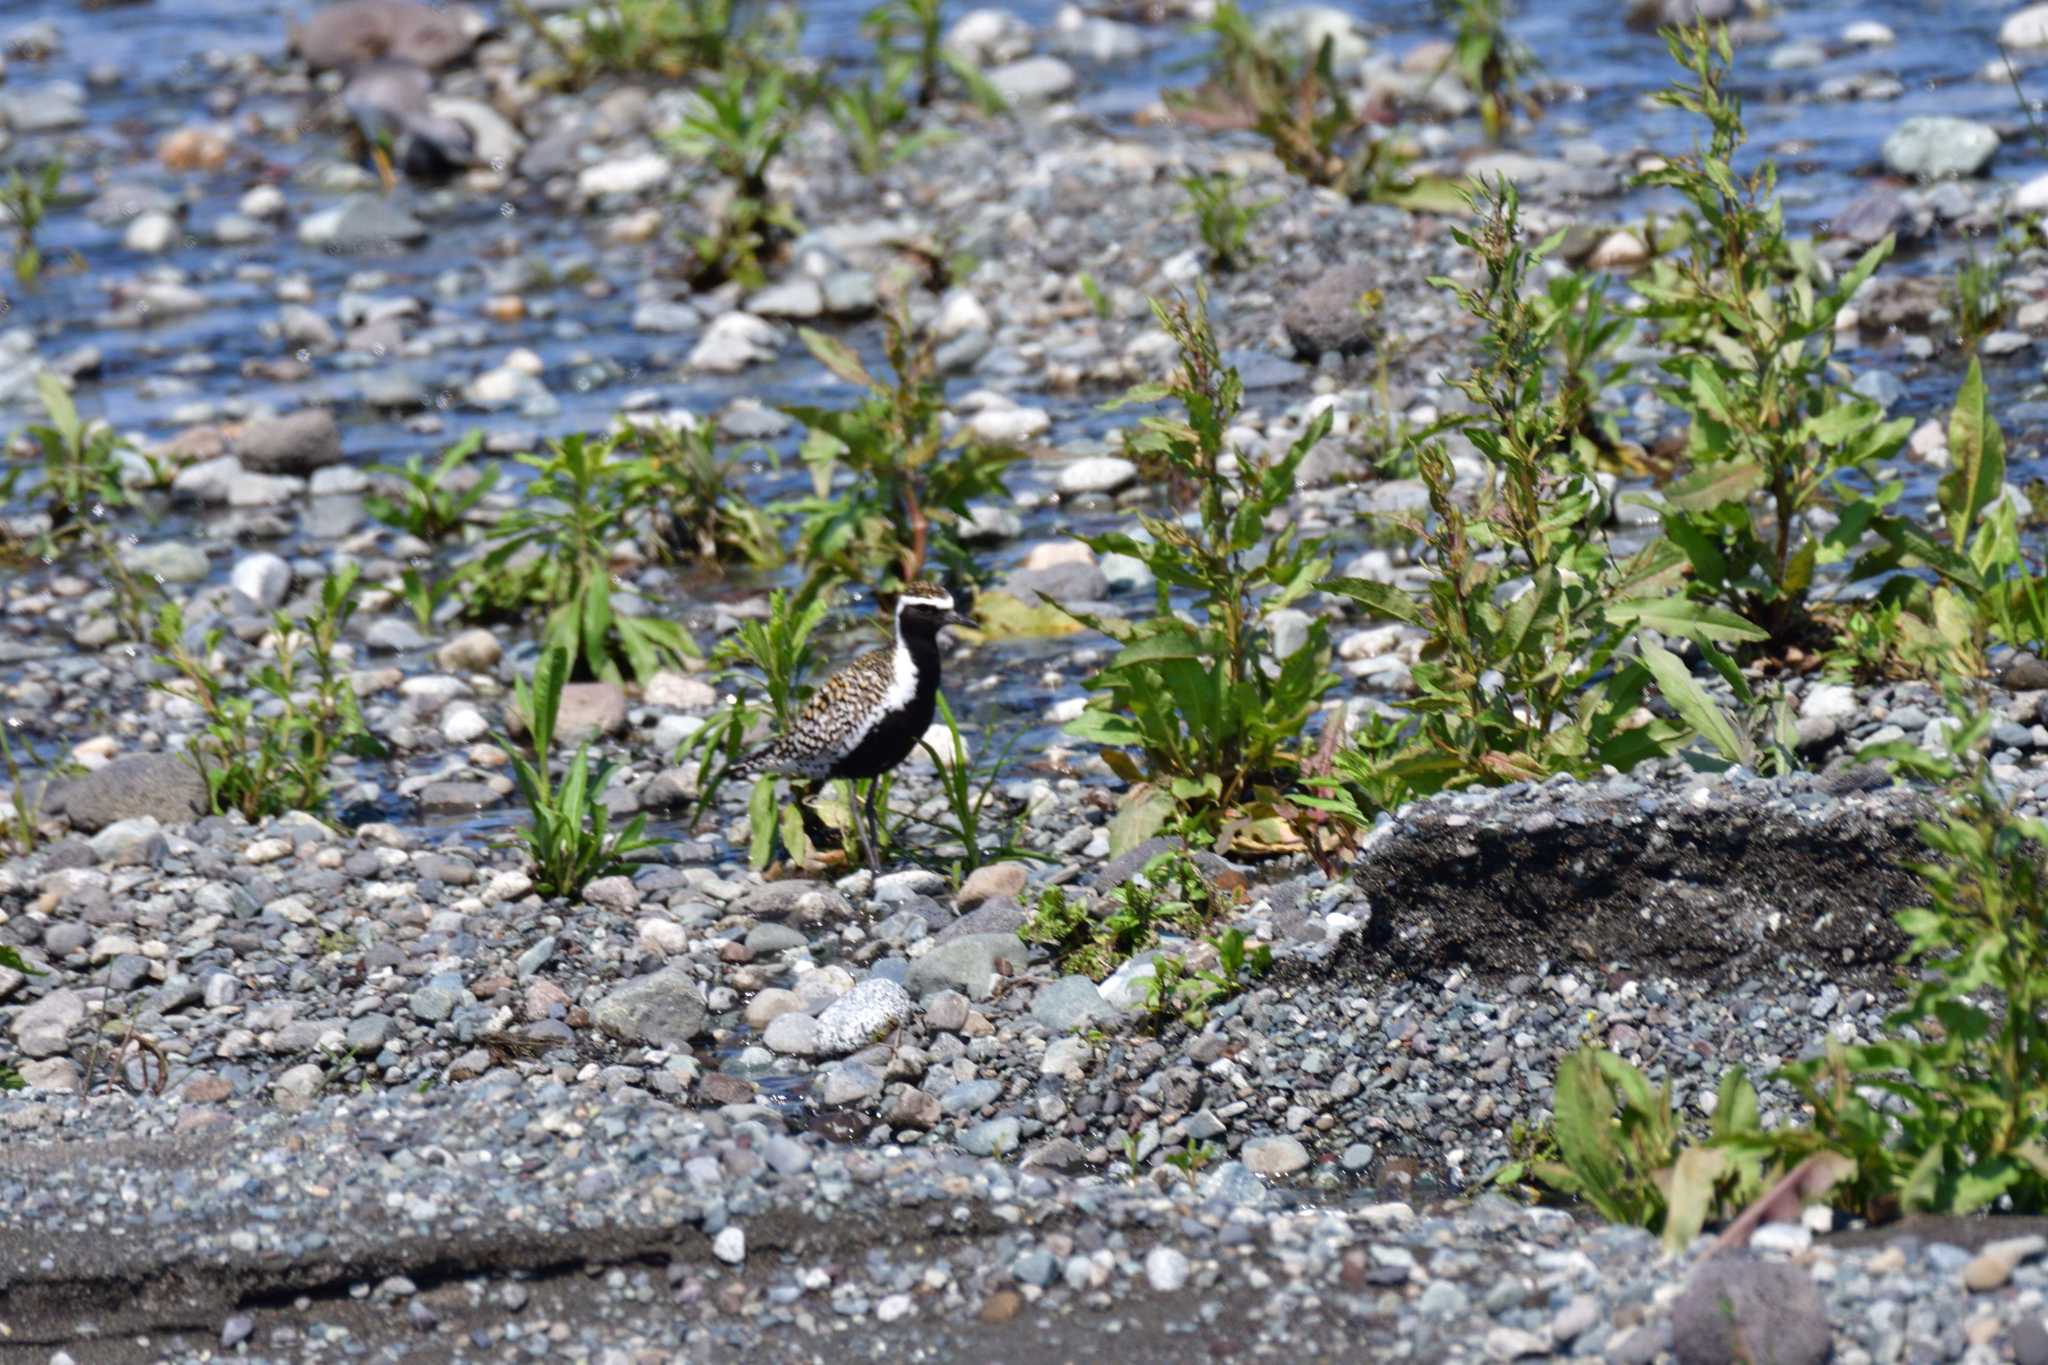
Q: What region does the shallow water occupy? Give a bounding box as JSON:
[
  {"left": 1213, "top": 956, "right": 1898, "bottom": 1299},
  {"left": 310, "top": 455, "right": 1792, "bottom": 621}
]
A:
[{"left": 4, "top": 0, "right": 2048, "bottom": 839}]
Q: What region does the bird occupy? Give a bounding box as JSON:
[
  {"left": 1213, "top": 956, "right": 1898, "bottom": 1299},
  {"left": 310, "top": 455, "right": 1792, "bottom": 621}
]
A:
[
  {"left": 340, "top": 60, "right": 475, "bottom": 193},
  {"left": 729, "top": 580, "right": 973, "bottom": 871}
]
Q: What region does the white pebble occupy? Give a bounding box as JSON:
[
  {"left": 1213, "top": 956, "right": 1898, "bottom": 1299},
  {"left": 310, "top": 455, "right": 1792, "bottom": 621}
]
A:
[{"left": 1144, "top": 1246, "right": 1190, "bottom": 1292}]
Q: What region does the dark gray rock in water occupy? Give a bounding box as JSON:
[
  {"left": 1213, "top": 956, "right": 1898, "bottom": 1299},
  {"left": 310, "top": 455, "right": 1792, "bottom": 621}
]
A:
[
  {"left": 43, "top": 754, "right": 208, "bottom": 833},
  {"left": 1625, "top": 0, "right": 1734, "bottom": 31},
  {"left": 1826, "top": 187, "right": 1912, "bottom": 247},
  {"left": 235, "top": 409, "right": 343, "bottom": 475},
  {"left": 1670, "top": 1255, "right": 1829, "bottom": 1365},
  {"left": 2005, "top": 653, "right": 2048, "bottom": 691},
  {"left": 1002, "top": 561, "right": 1110, "bottom": 607},
  {"left": 1282, "top": 263, "right": 1380, "bottom": 360},
  {"left": 291, "top": 0, "right": 483, "bottom": 71},
  {"left": 416, "top": 782, "right": 502, "bottom": 814}
]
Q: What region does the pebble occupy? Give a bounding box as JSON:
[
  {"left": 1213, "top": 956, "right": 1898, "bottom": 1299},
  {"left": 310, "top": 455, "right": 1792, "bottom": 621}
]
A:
[{"left": 1057, "top": 457, "right": 1139, "bottom": 495}]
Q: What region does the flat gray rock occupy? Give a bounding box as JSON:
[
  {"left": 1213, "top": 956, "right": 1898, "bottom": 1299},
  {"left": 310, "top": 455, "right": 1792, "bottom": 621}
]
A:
[{"left": 44, "top": 754, "right": 208, "bottom": 833}]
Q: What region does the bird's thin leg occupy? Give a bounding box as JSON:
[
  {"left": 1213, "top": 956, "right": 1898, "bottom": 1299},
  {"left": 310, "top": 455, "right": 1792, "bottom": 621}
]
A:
[
  {"left": 371, "top": 143, "right": 398, "bottom": 195},
  {"left": 863, "top": 779, "right": 883, "bottom": 875}
]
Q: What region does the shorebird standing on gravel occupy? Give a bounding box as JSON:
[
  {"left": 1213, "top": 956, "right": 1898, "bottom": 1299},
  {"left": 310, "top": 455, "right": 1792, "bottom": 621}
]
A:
[{"left": 729, "top": 581, "right": 974, "bottom": 871}]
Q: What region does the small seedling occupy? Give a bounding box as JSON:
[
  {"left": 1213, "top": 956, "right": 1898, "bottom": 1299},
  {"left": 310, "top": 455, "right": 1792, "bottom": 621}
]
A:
[
  {"left": 367, "top": 431, "right": 496, "bottom": 543},
  {"left": 1166, "top": 1137, "right": 1219, "bottom": 1187},
  {"left": 1180, "top": 171, "right": 1275, "bottom": 272},
  {"left": 1, "top": 159, "right": 62, "bottom": 287},
  {"left": 504, "top": 646, "right": 666, "bottom": 898},
  {"left": 153, "top": 565, "right": 387, "bottom": 821}
]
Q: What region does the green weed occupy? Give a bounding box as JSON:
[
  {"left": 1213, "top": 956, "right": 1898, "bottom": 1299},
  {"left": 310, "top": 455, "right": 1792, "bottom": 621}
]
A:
[
  {"left": 1751, "top": 707, "right": 2048, "bottom": 1219},
  {"left": 152, "top": 564, "right": 387, "bottom": 822},
  {"left": 1142, "top": 926, "right": 1272, "bottom": 1030},
  {"left": 1492, "top": 1048, "right": 1772, "bottom": 1254},
  {"left": 1850, "top": 358, "right": 2047, "bottom": 681},
  {"left": 1063, "top": 288, "right": 1338, "bottom": 846},
  {"left": 0, "top": 373, "right": 145, "bottom": 564},
  {"left": 1023, "top": 849, "right": 1231, "bottom": 981},
  {"left": 1180, "top": 171, "right": 1275, "bottom": 273},
  {"left": 1166, "top": 1137, "right": 1219, "bottom": 1186},
  {"left": 1635, "top": 24, "right": 1911, "bottom": 649},
  {"left": 0, "top": 722, "right": 40, "bottom": 856},
  {"left": 666, "top": 68, "right": 805, "bottom": 288},
  {"left": 1442, "top": 0, "right": 1538, "bottom": 142},
  {"left": 505, "top": 646, "right": 666, "bottom": 899},
  {"left": 782, "top": 313, "right": 1017, "bottom": 593},
  {"left": 1173, "top": 3, "right": 1457, "bottom": 210},
  {"left": 515, "top": 0, "right": 774, "bottom": 85},
  {"left": 1950, "top": 244, "right": 2008, "bottom": 353},
  {"left": 861, "top": 0, "right": 1007, "bottom": 113},
  {"left": 905, "top": 690, "right": 1040, "bottom": 875},
  {"left": 461, "top": 431, "right": 698, "bottom": 684},
  {"left": 620, "top": 419, "right": 783, "bottom": 569},
  {"left": 1, "top": 160, "right": 61, "bottom": 288},
  {"left": 1321, "top": 181, "right": 1763, "bottom": 805},
  {"left": 827, "top": 55, "right": 952, "bottom": 176},
  {"left": 366, "top": 432, "right": 496, "bottom": 544}
]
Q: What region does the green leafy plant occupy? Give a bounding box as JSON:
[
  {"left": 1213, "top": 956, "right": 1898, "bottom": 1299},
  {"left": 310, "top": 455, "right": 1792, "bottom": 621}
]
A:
[
  {"left": 1442, "top": 0, "right": 1538, "bottom": 142},
  {"left": 827, "top": 55, "right": 952, "bottom": 176},
  {"left": 1950, "top": 244, "right": 2007, "bottom": 353},
  {"left": 505, "top": 646, "right": 665, "bottom": 899},
  {"left": 153, "top": 565, "right": 387, "bottom": 821},
  {"left": 462, "top": 431, "right": 697, "bottom": 684},
  {"left": 906, "top": 691, "right": 1039, "bottom": 875},
  {"left": 1321, "top": 182, "right": 1764, "bottom": 806},
  {"left": 620, "top": 419, "right": 782, "bottom": 569},
  {"left": 514, "top": 0, "right": 777, "bottom": 86},
  {"left": 396, "top": 567, "right": 460, "bottom": 634},
  {"left": 1852, "top": 358, "right": 2045, "bottom": 681},
  {"left": 1499, "top": 1047, "right": 1768, "bottom": 1253},
  {"left": 1180, "top": 171, "right": 1275, "bottom": 273},
  {"left": 1063, "top": 288, "right": 1338, "bottom": 846},
  {"left": 0, "top": 373, "right": 141, "bottom": 563},
  {"left": 1635, "top": 24, "right": 1912, "bottom": 650},
  {"left": 783, "top": 314, "right": 1017, "bottom": 592},
  {"left": 666, "top": 68, "right": 804, "bottom": 288},
  {"left": 367, "top": 432, "right": 496, "bottom": 544},
  {"left": 1, "top": 159, "right": 62, "bottom": 288},
  {"left": 1747, "top": 707, "right": 2048, "bottom": 1220},
  {"left": 0, "top": 722, "right": 41, "bottom": 856},
  {"left": 861, "top": 0, "right": 1007, "bottom": 113},
  {"left": 1023, "top": 849, "right": 1231, "bottom": 981},
  {"left": 1172, "top": 3, "right": 1456, "bottom": 210},
  {"left": 1142, "top": 926, "right": 1273, "bottom": 1030},
  {"left": 1166, "top": 1137, "right": 1219, "bottom": 1186},
  {"left": 1638, "top": 639, "right": 1800, "bottom": 776},
  {"left": 1534, "top": 268, "right": 1637, "bottom": 472}
]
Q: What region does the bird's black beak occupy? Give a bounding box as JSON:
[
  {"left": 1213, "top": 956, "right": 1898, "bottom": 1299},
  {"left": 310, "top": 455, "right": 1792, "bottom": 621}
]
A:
[{"left": 944, "top": 609, "right": 976, "bottom": 630}]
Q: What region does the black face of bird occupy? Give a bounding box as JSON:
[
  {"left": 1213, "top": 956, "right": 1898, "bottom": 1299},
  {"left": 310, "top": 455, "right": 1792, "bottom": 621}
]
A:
[{"left": 896, "top": 598, "right": 973, "bottom": 634}]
